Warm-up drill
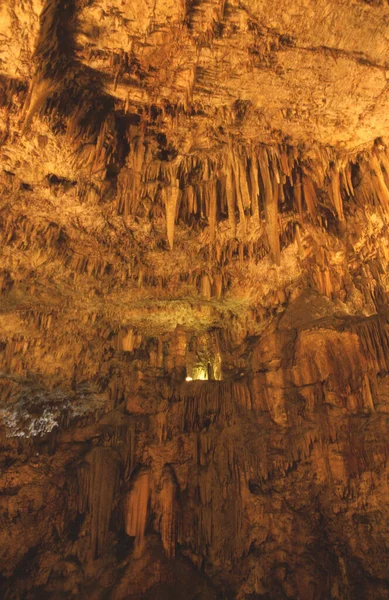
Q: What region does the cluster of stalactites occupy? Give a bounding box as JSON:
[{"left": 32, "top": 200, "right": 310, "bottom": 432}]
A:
[
  {"left": 77, "top": 447, "right": 120, "bottom": 559},
  {"left": 122, "top": 450, "right": 245, "bottom": 563},
  {"left": 76, "top": 424, "right": 135, "bottom": 558},
  {"left": 124, "top": 465, "right": 178, "bottom": 559},
  {"left": 177, "top": 428, "right": 247, "bottom": 562},
  {"left": 177, "top": 380, "right": 252, "bottom": 433},
  {"left": 115, "top": 136, "right": 389, "bottom": 261},
  {"left": 353, "top": 315, "right": 389, "bottom": 375}
]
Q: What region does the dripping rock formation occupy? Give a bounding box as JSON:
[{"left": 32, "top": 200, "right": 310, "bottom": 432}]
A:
[{"left": 2, "top": 1, "right": 389, "bottom": 598}]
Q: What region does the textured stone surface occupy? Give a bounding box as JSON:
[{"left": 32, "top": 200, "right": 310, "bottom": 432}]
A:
[
  {"left": 2, "top": 0, "right": 389, "bottom": 598},
  {"left": 3, "top": 301, "right": 389, "bottom": 599}
]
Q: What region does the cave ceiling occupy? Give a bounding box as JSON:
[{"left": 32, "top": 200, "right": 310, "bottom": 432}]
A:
[
  {"left": 1, "top": 0, "right": 389, "bottom": 340},
  {"left": 0, "top": 0, "right": 389, "bottom": 392}
]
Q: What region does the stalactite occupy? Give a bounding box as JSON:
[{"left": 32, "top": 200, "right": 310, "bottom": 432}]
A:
[
  {"left": 258, "top": 147, "right": 280, "bottom": 265},
  {"left": 116, "top": 329, "right": 142, "bottom": 353},
  {"left": 77, "top": 462, "right": 90, "bottom": 515},
  {"left": 85, "top": 446, "right": 120, "bottom": 559},
  {"left": 370, "top": 154, "right": 389, "bottom": 213},
  {"left": 201, "top": 273, "right": 212, "bottom": 299},
  {"left": 280, "top": 147, "right": 292, "bottom": 180},
  {"left": 314, "top": 266, "right": 333, "bottom": 297},
  {"left": 180, "top": 381, "right": 250, "bottom": 431},
  {"left": 157, "top": 336, "right": 164, "bottom": 368},
  {"left": 172, "top": 324, "right": 187, "bottom": 371},
  {"left": 115, "top": 424, "right": 135, "bottom": 481},
  {"left": 125, "top": 469, "right": 151, "bottom": 557},
  {"left": 108, "top": 376, "right": 126, "bottom": 407},
  {"left": 214, "top": 273, "right": 223, "bottom": 299},
  {"left": 232, "top": 149, "right": 249, "bottom": 234},
  {"left": 342, "top": 162, "right": 354, "bottom": 197},
  {"left": 121, "top": 329, "right": 135, "bottom": 352},
  {"left": 248, "top": 152, "right": 261, "bottom": 228},
  {"left": 362, "top": 373, "right": 375, "bottom": 412},
  {"left": 22, "top": 78, "right": 55, "bottom": 134},
  {"left": 378, "top": 147, "right": 389, "bottom": 181},
  {"left": 329, "top": 163, "right": 344, "bottom": 222},
  {"left": 158, "top": 465, "right": 178, "bottom": 558},
  {"left": 225, "top": 157, "right": 237, "bottom": 236},
  {"left": 117, "top": 134, "right": 147, "bottom": 217},
  {"left": 269, "top": 174, "right": 281, "bottom": 265},
  {"left": 156, "top": 412, "right": 167, "bottom": 443},
  {"left": 208, "top": 178, "right": 217, "bottom": 243},
  {"left": 302, "top": 173, "right": 318, "bottom": 221},
  {"left": 186, "top": 184, "right": 195, "bottom": 214},
  {"left": 293, "top": 169, "right": 304, "bottom": 221},
  {"left": 165, "top": 183, "right": 180, "bottom": 250},
  {"left": 354, "top": 316, "right": 389, "bottom": 373}
]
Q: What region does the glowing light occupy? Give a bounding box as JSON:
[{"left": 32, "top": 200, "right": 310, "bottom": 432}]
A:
[
  {"left": 189, "top": 366, "right": 209, "bottom": 381},
  {"left": 185, "top": 376, "right": 193, "bottom": 381}
]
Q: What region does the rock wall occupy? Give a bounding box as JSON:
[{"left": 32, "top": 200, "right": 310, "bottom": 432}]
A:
[{"left": 2, "top": 296, "right": 389, "bottom": 599}]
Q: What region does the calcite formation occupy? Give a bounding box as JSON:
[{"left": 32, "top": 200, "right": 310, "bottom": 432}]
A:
[{"left": 2, "top": 0, "right": 389, "bottom": 598}]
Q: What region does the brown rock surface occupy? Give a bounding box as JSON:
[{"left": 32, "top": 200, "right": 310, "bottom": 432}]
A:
[{"left": 2, "top": 0, "right": 389, "bottom": 598}]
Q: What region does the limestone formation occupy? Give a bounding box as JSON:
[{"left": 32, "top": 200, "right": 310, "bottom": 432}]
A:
[{"left": 2, "top": 0, "right": 389, "bottom": 598}]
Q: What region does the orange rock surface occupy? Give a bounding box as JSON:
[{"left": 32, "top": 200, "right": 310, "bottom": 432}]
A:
[{"left": 2, "top": 0, "right": 389, "bottom": 598}]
